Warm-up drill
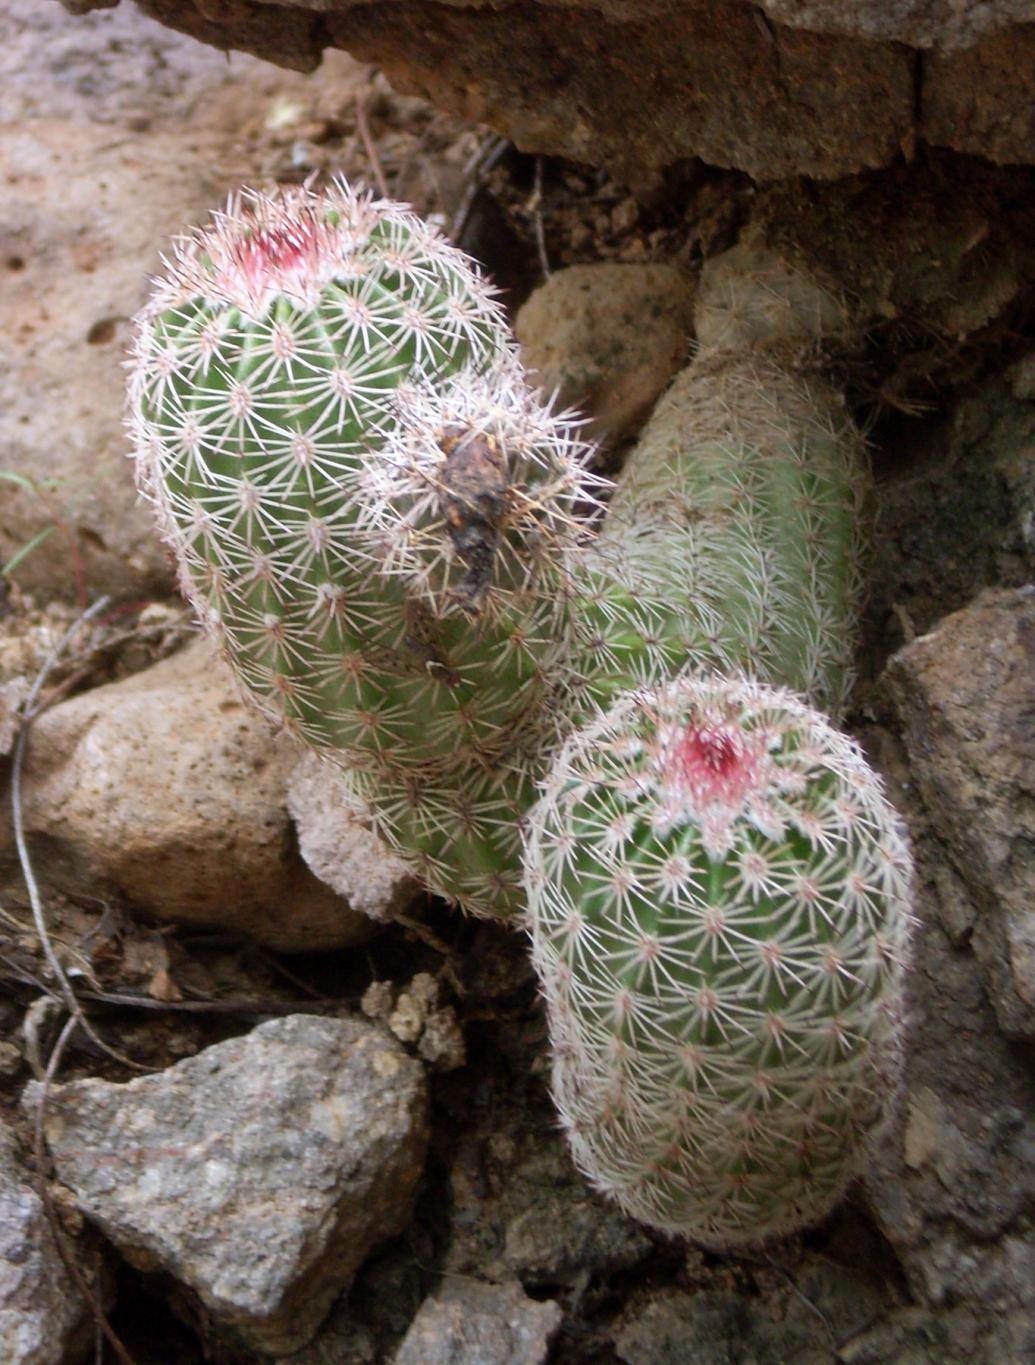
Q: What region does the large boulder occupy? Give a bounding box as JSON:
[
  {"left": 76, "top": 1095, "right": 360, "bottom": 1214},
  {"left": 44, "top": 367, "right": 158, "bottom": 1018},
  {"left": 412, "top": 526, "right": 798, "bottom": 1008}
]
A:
[{"left": 57, "top": 0, "right": 1035, "bottom": 182}]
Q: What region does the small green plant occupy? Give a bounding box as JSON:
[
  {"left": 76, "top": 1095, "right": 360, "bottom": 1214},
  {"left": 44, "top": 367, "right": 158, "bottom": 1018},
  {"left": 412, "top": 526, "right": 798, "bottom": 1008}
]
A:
[{"left": 0, "top": 473, "right": 58, "bottom": 578}]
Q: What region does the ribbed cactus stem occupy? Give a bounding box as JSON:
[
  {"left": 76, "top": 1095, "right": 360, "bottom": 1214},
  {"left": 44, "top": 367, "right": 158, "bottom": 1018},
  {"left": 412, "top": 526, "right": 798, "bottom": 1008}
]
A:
[
  {"left": 572, "top": 348, "right": 870, "bottom": 722},
  {"left": 525, "top": 673, "right": 912, "bottom": 1247},
  {"left": 129, "top": 180, "right": 597, "bottom": 785}
]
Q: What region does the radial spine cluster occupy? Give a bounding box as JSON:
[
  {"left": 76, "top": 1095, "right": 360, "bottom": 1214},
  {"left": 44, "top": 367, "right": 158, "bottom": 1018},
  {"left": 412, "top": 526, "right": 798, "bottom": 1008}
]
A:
[{"left": 525, "top": 673, "right": 912, "bottom": 1248}]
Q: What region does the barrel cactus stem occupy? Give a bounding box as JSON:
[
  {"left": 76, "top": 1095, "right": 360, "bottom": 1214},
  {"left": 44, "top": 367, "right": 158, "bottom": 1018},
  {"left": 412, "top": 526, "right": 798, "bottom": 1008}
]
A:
[{"left": 525, "top": 673, "right": 913, "bottom": 1247}]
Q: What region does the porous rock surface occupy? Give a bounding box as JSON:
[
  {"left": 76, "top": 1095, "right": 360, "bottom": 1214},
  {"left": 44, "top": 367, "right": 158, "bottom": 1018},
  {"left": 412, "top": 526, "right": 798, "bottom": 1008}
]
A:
[
  {"left": 60, "top": 0, "right": 1035, "bottom": 182},
  {"left": 11, "top": 638, "right": 393, "bottom": 950},
  {"left": 0, "top": 1127, "right": 89, "bottom": 1365},
  {"left": 392, "top": 1277, "right": 563, "bottom": 1365},
  {"left": 884, "top": 587, "right": 1035, "bottom": 1040},
  {"left": 26, "top": 1015, "right": 430, "bottom": 1357},
  {"left": 515, "top": 264, "right": 696, "bottom": 448}
]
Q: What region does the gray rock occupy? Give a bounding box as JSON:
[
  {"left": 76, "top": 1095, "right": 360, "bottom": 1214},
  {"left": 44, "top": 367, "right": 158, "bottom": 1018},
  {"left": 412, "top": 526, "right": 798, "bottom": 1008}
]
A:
[
  {"left": 745, "top": 164, "right": 1035, "bottom": 358},
  {"left": 393, "top": 1278, "right": 562, "bottom": 1365},
  {"left": 759, "top": 0, "right": 1035, "bottom": 49},
  {"left": 884, "top": 588, "right": 1035, "bottom": 1038},
  {"left": 614, "top": 1288, "right": 826, "bottom": 1365},
  {"left": 859, "top": 703, "right": 1035, "bottom": 1359},
  {"left": 10, "top": 638, "right": 380, "bottom": 951},
  {"left": 447, "top": 1131, "right": 652, "bottom": 1286},
  {"left": 287, "top": 752, "right": 420, "bottom": 924},
  {"left": 0, "top": 1128, "right": 89, "bottom": 1365},
  {"left": 869, "top": 379, "right": 1035, "bottom": 660},
  {"left": 515, "top": 264, "right": 696, "bottom": 448},
  {"left": 26, "top": 1014, "right": 429, "bottom": 1357}
]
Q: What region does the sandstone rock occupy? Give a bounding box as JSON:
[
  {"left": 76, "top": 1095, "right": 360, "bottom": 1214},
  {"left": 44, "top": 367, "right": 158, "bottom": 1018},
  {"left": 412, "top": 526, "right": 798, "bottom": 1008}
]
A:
[
  {"left": 393, "top": 1278, "right": 562, "bottom": 1365},
  {"left": 323, "top": 1, "right": 913, "bottom": 184},
  {"left": 68, "top": 1, "right": 1035, "bottom": 182},
  {"left": 27, "top": 1014, "right": 430, "bottom": 1357},
  {"left": 12, "top": 638, "right": 385, "bottom": 951},
  {"left": 0, "top": 1, "right": 373, "bottom": 604},
  {"left": 515, "top": 264, "right": 695, "bottom": 448},
  {"left": 923, "top": 25, "right": 1035, "bottom": 165},
  {"left": 0, "top": 1127, "right": 90, "bottom": 1365},
  {"left": 884, "top": 587, "right": 1035, "bottom": 1039}
]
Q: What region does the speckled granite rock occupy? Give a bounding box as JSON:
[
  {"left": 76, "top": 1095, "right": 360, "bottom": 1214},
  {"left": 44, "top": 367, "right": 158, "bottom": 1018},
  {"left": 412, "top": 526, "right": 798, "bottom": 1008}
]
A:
[
  {"left": 26, "top": 1015, "right": 430, "bottom": 1357},
  {"left": 393, "top": 1278, "right": 562, "bottom": 1365},
  {"left": 0, "top": 1128, "right": 90, "bottom": 1365}
]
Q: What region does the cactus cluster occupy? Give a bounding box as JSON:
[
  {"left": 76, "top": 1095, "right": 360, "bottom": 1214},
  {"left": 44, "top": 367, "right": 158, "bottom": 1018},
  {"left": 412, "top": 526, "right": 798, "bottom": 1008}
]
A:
[{"left": 128, "top": 181, "right": 912, "bottom": 1249}]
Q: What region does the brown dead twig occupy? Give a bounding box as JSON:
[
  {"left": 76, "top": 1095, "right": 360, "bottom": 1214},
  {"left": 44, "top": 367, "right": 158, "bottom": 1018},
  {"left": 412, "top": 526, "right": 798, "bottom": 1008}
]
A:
[
  {"left": 450, "top": 134, "right": 510, "bottom": 245},
  {"left": 10, "top": 596, "right": 145, "bottom": 1074},
  {"left": 528, "top": 156, "right": 551, "bottom": 279}
]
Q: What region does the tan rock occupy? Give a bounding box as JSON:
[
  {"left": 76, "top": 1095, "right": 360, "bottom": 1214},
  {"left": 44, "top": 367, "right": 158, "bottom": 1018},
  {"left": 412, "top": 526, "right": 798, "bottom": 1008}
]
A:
[
  {"left": 13, "top": 639, "right": 389, "bottom": 951},
  {"left": 516, "top": 264, "right": 695, "bottom": 449}
]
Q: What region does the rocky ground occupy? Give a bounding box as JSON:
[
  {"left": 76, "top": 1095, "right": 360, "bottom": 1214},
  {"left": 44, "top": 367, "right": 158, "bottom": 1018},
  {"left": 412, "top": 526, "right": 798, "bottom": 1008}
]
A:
[{"left": 1, "top": 3, "right": 1033, "bottom": 1362}]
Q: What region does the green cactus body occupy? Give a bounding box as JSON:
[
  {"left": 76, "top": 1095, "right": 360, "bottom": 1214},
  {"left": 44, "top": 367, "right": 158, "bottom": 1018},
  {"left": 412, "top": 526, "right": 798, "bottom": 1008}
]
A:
[
  {"left": 573, "top": 349, "right": 869, "bottom": 722},
  {"left": 525, "top": 673, "right": 912, "bottom": 1247},
  {"left": 309, "top": 345, "right": 872, "bottom": 921},
  {"left": 336, "top": 734, "right": 546, "bottom": 918},
  {"left": 129, "top": 181, "right": 593, "bottom": 781}
]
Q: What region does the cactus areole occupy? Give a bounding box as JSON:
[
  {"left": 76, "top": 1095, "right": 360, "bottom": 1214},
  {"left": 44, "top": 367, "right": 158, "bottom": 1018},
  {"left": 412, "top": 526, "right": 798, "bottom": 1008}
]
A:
[
  {"left": 525, "top": 674, "right": 912, "bottom": 1248},
  {"left": 128, "top": 180, "right": 594, "bottom": 782}
]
